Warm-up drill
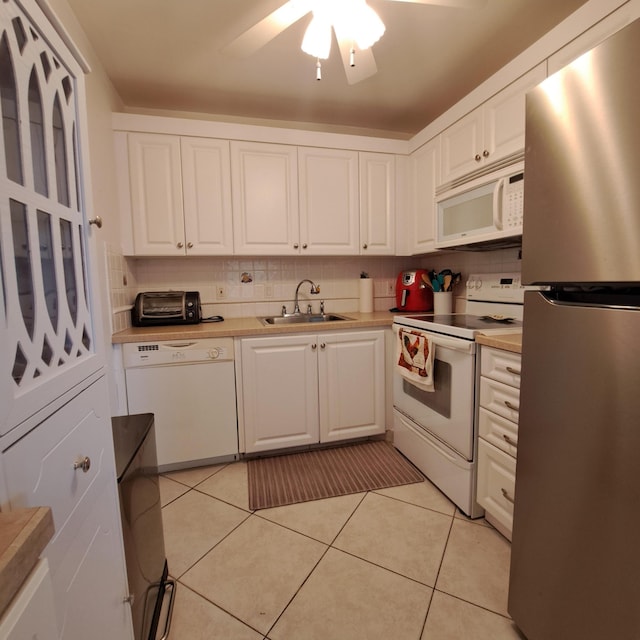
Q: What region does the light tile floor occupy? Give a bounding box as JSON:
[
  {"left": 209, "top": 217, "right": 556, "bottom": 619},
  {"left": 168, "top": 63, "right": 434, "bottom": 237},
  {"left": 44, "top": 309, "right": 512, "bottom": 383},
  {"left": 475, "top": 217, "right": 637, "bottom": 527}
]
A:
[{"left": 160, "top": 460, "right": 525, "bottom": 639}]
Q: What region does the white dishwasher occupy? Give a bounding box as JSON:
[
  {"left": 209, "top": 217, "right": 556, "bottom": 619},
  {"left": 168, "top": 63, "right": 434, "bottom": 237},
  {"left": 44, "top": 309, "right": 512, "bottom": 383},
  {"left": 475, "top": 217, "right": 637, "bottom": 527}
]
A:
[{"left": 123, "top": 337, "right": 239, "bottom": 471}]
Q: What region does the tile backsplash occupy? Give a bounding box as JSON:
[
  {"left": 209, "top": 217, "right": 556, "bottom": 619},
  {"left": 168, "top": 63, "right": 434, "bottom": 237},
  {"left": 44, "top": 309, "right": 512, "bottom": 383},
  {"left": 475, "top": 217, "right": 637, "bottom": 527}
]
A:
[{"left": 106, "top": 246, "right": 522, "bottom": 333}]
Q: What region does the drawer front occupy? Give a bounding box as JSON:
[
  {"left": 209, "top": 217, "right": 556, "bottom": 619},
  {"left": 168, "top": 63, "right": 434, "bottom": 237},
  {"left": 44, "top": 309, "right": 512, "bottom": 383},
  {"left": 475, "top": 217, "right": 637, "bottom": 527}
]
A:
[
  {"left": 2, "top": 378, "right": 112, "bottom": 577},
  {"left": 480, "top": 376, "right": 520, "bottom": 423},
  {"left": 480, "top": 347, "right": 522, "bottom": 388},
  {"left": 477, "top": 439, "right": 516, "bottom": 538},
  {"left": 478, "top": 407, "right": 518, "bottom": 456}
]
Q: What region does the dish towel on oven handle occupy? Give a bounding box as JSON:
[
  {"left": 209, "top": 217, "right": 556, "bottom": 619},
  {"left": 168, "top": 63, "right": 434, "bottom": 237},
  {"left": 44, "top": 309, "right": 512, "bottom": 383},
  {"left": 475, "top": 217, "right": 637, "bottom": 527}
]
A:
[{"left": 397, "top": 327, "right": 435, "bottom": 392}]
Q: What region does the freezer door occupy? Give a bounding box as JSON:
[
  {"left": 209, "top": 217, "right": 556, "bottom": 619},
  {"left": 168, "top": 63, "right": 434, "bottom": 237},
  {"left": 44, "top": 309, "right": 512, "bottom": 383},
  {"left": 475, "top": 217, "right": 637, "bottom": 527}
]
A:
[
  {"left": 509, "top": 291, "right": 640, "bottom": 639},
  {"left": 521, "top": 18, "right": 640, "bottom": 285}
]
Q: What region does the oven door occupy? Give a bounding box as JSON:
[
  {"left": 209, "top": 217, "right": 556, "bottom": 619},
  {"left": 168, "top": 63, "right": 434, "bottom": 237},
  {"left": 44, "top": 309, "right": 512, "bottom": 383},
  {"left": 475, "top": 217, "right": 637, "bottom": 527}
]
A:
[{"left": 393, "top": 325, "right": 476, "bottom": 460}]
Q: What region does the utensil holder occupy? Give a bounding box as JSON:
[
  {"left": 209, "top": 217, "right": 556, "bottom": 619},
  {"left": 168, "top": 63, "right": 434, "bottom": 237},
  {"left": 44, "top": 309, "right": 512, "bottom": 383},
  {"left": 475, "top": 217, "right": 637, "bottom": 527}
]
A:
[{"left": 433, "top": 291, "right": 452, "bottom": 315}]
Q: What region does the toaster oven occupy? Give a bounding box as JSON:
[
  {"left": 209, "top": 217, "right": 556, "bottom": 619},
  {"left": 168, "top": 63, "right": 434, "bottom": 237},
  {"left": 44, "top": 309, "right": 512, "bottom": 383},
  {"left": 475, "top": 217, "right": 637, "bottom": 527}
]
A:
[{"left": 132, "top": 291, "right": 201, "bottom": 326}]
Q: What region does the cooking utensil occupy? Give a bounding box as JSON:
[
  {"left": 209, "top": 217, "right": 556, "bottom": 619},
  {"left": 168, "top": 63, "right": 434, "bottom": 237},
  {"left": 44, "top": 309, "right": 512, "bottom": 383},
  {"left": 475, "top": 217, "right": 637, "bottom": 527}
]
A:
[
  {"left": 443, "top": 274, "right": 452, "bottom": 291},
  {"left": 421, "top": 273, "right": 433, "bottom": 289}
]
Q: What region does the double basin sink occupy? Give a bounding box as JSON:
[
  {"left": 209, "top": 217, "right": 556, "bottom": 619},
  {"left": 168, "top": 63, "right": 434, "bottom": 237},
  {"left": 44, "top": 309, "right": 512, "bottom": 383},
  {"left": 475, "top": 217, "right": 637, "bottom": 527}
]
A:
[{"left": 260, "top": 313, "right": 353, "bottom": 326}]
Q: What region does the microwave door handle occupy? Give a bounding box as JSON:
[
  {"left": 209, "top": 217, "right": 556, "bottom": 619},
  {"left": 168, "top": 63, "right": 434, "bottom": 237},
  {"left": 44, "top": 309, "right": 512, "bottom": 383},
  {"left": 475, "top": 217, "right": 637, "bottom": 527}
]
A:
[{"left": 493, "top": 178, "right": 505, "bottom": 230}]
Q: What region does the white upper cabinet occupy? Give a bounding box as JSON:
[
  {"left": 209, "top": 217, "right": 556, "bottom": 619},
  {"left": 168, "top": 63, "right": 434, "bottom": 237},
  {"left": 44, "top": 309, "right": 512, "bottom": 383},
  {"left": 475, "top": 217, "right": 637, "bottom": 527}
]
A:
[
  {"left": 359, "top": 152, "right": 395, "bottom": 255},
  {"left": 298, "top": 147, "right": 360, "bottom": 255},
  {"left": 180, "top": 137, "right": 233, "bottom": 255},
  {"left": 231, "top": 141, "right": 300, "bottom": 255},
  {"left": 440, "top": 64, "right": 546, "bottom": 186},
  {"left": 405, "top": 138, "right": 440, "bottom": 255},
  {"left": 124, "top": 133, "right": 233, "bottom": 255}
]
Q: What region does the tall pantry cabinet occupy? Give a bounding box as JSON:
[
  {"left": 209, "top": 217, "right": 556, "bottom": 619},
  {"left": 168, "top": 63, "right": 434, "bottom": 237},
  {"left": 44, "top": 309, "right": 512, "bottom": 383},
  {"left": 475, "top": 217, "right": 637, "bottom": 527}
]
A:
[{"left": 0, "top": 2, "right": 132, "bottom": 638}]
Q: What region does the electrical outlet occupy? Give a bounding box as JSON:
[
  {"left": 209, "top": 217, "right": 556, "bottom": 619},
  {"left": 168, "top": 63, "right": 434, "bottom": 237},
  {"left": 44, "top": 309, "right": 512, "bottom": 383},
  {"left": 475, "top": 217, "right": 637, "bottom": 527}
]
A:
[
  {"left": 265, "top": 284, "right": 274, "bottom": 298},
  {"left": 386, "top": 281, "right": 395, "bottom": 295},
  {"left": 216, "top": 285, "right": 227, "bottom": 299}
]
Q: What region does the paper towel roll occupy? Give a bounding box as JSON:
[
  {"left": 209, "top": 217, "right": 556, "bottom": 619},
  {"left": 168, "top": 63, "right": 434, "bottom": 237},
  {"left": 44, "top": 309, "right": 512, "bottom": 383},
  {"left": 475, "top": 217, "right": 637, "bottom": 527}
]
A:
[{"left": 359, "top": 278, "right": 374, "bottom": 313}]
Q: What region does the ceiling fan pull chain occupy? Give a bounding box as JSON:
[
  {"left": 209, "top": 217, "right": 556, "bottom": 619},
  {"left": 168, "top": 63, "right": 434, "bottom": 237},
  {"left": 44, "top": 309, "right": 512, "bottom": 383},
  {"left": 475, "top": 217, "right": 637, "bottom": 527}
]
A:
[
  {"left": 316, "top": 58, "right": 322, "bottom": 80},
  {"left": 350, "top": 47, "right": 355, "bottom": 68}
]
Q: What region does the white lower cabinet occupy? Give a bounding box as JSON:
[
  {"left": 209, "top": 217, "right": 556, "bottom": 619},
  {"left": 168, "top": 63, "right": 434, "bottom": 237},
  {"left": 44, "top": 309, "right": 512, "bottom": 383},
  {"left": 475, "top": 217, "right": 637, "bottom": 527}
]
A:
[
  {"left": 1, "top": 377, "right": 133, "bottom": 640},
  {"left": 0, "top": 559, "right": 57, "bottom": 640},
  {"left": 240, "top": 330, "right": 385, "bottom": 453},
  {"left": 476, "top": 346, "right": 521, "bottom": 540}
]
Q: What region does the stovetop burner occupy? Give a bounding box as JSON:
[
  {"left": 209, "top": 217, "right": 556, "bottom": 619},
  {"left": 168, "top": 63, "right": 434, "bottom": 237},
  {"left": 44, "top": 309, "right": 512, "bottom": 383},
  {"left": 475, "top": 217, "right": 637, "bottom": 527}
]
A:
[{"left": 394, "top": 313, "right": 523, "bottom": 340}]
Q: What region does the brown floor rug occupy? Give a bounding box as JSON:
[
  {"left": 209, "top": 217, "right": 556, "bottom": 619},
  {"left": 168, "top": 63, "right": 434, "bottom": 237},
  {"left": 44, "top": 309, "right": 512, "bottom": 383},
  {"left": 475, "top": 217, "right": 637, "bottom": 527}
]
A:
[{"left": 247, "top": 440, "right": 424, "bottom": 511}]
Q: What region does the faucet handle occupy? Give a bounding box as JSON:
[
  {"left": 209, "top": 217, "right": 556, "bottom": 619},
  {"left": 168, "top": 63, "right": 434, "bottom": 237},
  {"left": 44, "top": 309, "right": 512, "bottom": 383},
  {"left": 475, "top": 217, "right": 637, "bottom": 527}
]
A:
[
  {"left": 307, "top": 304, "right": 312, "bottom": 315},
  {"left": 281, "top": 305, "right": 287, "bottom": 316},
  {"left": 320, "top": 300, "right": 325, "bottom": 314}
]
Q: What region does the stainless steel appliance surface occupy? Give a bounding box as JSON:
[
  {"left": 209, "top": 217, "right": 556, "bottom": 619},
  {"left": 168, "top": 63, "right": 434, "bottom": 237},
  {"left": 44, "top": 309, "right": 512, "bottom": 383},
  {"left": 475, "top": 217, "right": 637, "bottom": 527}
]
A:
[
  {"left": 392, "top": 272, "right": 526, "bottom": 518},
  {"left": 509, "top": 18, "right": 640, "bottom": 640},
  {"left": 112, "top": 413, "right": 174, "bottom": 640}
]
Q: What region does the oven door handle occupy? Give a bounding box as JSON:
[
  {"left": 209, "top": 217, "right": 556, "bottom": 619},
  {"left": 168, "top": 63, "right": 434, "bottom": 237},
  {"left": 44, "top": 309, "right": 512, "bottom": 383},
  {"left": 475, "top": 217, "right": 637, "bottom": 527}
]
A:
[{"left": 394, "top": 325, "right": 475, "bottom": 354}]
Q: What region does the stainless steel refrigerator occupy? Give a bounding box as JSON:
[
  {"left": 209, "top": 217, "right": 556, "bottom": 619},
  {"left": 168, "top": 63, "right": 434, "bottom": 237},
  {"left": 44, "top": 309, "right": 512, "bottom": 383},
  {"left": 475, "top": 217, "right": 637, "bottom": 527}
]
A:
[{"left": 508, "top": 17, "right": 640, "bottom": 640}]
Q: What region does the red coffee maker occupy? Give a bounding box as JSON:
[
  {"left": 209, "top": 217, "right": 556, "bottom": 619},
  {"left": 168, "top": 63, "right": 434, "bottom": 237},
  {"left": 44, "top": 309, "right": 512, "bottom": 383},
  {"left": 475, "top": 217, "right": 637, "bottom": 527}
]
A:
[{"left": 395, "top": 270, "right": 433, "bottom": 312}]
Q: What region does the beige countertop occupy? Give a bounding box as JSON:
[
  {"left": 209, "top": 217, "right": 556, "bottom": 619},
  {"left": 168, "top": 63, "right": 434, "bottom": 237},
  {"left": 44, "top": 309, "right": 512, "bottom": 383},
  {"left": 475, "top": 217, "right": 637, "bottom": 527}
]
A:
[
  {"left": 0, "top": 507, "right": 54, "bottom": 617},
  {"left": 476, "top": 332, "right": 523, "bottom": 354},
  {"left": 112, "top": 310, "right": 398, "bottom": 343}
]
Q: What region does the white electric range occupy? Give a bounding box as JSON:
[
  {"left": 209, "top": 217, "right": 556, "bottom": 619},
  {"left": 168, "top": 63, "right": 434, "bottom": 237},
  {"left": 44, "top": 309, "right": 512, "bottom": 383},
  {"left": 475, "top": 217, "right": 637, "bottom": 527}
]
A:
[{"left": 392, "top": 273, "right": 527, "bottom": 518}]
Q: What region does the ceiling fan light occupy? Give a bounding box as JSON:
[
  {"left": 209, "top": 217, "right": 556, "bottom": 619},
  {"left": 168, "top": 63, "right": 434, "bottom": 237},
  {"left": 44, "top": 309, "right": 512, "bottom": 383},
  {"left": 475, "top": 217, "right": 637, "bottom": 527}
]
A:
[
  {"left": 353, "top": 3, "right": 385, "bottom": 50},
  {"left": 301, "top": 15, "right": 332, "bottom": 59}
]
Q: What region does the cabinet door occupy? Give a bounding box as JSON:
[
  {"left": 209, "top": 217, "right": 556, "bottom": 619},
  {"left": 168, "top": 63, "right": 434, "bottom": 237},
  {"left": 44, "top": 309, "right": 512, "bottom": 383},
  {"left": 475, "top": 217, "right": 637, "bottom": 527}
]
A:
[
  {"left": 180, "top": 137, "right": 233, "bottom": 255},
  {"left": 128, "top": 133, "right": 186, "bottom": 255},
  {"left": 439, "top": 108, "right": 483, "bottom": 186},
  {"left": 231, "top": 141, "right": 299, "bottom": 255},
  {"left": 318, "top": 330, "right": 385, "bottom": 443},
  {"left": 359, "top": 152, "right": 395, "bottom": 255},
  {"left": 3, "top": 378, "right": 133, "bottom": 640},
  {"left": 241, "top": 335, "right": 318, "bottom": 453},
  {"left": 407, "top": 138, "right": 439, "bottom": 255},
  {"left": 298, "top": 147, "right": 359, "bottom": 255},
  {"left": 483, "top": 64, "right": 546, "bottom": 164}
]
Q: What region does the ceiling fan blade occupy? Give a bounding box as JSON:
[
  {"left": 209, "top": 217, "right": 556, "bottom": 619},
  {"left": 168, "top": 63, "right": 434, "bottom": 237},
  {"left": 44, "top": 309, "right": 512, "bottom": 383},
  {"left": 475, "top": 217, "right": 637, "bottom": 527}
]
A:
[
  {"left": 386, "top": 0, "right": 487, "bottom": 8},
  {"left": 222, "top": 0, "right": 314, "bottom": 57},
  {"left": 335, "top": 33, "right": 378, "bottom": 85}
]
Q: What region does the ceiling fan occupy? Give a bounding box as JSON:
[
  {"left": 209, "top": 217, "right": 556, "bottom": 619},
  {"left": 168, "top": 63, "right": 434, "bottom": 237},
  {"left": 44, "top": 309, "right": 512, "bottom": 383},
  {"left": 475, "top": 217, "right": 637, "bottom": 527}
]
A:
[{"left": 223, "top": 0, "right": 487, "bottom": 84}]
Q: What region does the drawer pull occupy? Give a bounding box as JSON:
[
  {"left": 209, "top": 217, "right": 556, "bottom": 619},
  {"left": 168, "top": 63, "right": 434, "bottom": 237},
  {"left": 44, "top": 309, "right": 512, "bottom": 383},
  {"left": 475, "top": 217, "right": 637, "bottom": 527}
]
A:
[
  {"left": 504, "top": 400, "right": 519, "bottom": 412},
  {"left": 501, "top": 487, "right": 514, "bottom": 504},
  {"left": 506, "top": 366, "right": 521, "bottom": 376},
  {"left": 73, "top": 456, "right": 91, "bottom": 473},
  {"left": 502, "top": 434, "right": 517, "bottom": 447}
]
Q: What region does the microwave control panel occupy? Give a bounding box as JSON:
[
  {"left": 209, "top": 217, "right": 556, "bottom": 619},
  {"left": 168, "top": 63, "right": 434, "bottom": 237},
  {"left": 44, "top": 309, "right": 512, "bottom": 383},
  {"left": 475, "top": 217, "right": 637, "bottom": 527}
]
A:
[{"left": 503, "top": 173, "right": 524, "bottom": 229}]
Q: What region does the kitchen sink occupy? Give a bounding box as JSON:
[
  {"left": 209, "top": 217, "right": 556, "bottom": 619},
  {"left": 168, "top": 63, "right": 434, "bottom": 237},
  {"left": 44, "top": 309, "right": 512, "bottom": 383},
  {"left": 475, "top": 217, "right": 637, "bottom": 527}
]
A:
[{"left": 260, "top": 313, "right": 353, "bottom": 326}]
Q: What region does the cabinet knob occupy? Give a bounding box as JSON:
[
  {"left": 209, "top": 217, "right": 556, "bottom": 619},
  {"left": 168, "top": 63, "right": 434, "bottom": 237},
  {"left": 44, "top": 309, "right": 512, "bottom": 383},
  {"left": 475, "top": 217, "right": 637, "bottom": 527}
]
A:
[
  {"left": 311, "top": 343, "right": 317, "bottom": 350},
  {"left": 483, "top": 149, "right": 490, "bottom": 158},
  {"left": 73, "top": 456, "right": 91, "bottom": 473},
  {"left": 176, "top": 242, "right": 184, "bottom": 249},
  {"left": 187, "top": 242, "right": 193, "bottom": 249},
  {"left": 88, "top": 216, "right": 103, "bottom": 228},
  {"left": 474, "top": 154, "right": 482, "bottom": 162},
  {"left": 293, "top": 243, "right": 299, "bottom": 249},
  {"left": 362, "top": 243, "right": 368, "bottom": 249},
  {"left": 302, "top": 243, "right": 308, "bottom": 249},
  {"left": 320, "top": 343, "right": 326, "bottom": 349}
]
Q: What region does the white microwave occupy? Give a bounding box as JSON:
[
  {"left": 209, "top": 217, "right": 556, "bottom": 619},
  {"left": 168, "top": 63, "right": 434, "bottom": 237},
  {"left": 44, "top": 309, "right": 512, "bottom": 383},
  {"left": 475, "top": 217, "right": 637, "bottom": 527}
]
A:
[{"left": 435, "top": 163, "right": 524, "bottom": 249}]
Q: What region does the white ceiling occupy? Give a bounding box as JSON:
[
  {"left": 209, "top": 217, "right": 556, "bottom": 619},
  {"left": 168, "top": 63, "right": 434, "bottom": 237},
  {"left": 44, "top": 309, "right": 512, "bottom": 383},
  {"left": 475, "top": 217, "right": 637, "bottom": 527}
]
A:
[{"left": 66, "top": 0, "right": 589, "bottom": 138}]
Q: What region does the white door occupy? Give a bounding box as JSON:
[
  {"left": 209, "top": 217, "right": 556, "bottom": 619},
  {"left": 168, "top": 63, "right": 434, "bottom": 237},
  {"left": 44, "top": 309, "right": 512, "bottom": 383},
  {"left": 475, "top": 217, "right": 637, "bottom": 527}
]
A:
[
  {"left": 298, "top": 147, "right": 359, "bottom": 255},
  {"left": 241, "top": 335, "right": 318, "bottom": 453},
  {"left": 128, "top": 132, "right": 185, "bottom": 255},
  {"left": 180, "top": 137, "right": 233, "bottom": 255},
  {"left": 231, "top": 141, "right": 299, "bottom": 255},
  {"left": 407, "top": 138, "right": 439, "bottom": 255},
  {"left": 359, "top": 152, "right": 395, "bottom": 255},
  {"left": 0, "top": 2, "right": 132, "bottom": 638},
  {"left": 318, "top": 330, "right": 385, "bottom": 443}
]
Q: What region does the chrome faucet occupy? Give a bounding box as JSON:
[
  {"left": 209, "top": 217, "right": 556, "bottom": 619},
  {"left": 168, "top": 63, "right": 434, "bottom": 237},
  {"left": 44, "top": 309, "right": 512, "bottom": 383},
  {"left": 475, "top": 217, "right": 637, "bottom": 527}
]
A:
[{"left": 293, "top": 279, "right": 320, "bottom": 314}]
